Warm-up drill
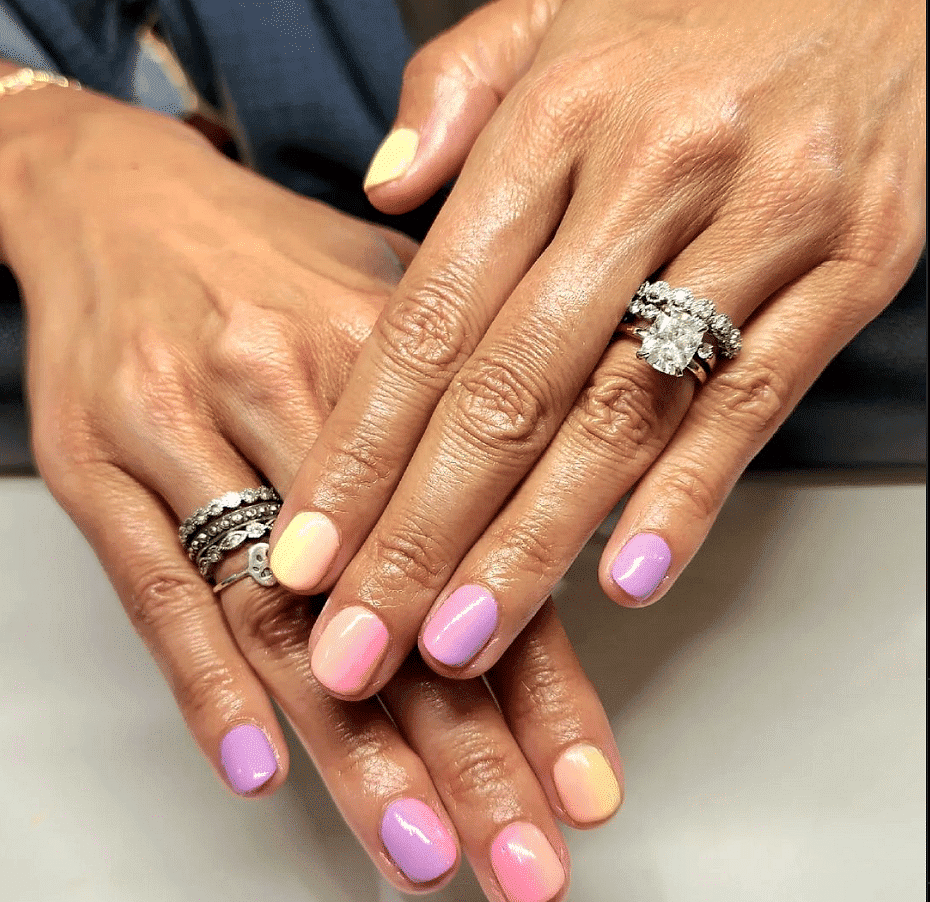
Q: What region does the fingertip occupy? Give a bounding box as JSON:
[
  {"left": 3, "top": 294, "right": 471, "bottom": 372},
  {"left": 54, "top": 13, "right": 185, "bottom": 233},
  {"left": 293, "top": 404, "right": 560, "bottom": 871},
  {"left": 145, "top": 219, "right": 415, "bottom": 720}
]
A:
[
  {"left": 601, "top": 532, "right": 673, "bottom": 607},
  {"left": 219, "top": 722, "right": 287, "bottom": 797}
]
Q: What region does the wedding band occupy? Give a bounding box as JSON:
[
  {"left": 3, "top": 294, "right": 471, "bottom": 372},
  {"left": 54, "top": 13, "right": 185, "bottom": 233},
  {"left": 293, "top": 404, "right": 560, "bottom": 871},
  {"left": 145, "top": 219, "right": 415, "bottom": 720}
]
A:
[
  {"left": 179, "top": 487, "right": 282, "bottom": 585},
  {"left": 616, "top": 280, "right": 742, "bottom": 381},
  {"left": 179, "top": 487, "right": 281, "bottom": 547},
  {"left": 213, "top": 543, "right": 277, "bottom": 593}
]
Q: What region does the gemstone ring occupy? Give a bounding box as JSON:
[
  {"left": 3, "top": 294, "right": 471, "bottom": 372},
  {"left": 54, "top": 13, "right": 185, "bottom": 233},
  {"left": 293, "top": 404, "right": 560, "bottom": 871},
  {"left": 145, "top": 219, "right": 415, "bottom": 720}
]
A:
[{"left": 615, "top": 280, "right": 742, "bottom": 381}]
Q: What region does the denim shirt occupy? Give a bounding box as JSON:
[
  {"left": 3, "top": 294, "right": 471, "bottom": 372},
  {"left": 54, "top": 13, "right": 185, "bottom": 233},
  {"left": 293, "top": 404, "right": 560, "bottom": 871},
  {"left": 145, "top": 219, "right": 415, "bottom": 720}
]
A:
[{"left": 3, "top": 0, "right": 419, "bottom": 224}]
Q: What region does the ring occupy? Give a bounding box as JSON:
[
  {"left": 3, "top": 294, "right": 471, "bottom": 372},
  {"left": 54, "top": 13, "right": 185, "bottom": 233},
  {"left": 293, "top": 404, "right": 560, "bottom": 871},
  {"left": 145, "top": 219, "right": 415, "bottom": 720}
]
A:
[
  {"left": 616, "top": 281, "right": 742, "bottom": 380},
  {"left": 213, "top": 542, "right": 277, "bottom": 593},
  {"left": 179, "top": 487, "right": 282, "bottom": 585}
]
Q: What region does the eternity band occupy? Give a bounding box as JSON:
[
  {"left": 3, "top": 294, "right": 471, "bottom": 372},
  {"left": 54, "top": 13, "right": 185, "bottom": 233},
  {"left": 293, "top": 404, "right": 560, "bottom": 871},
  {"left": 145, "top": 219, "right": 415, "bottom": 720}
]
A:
[{"left": 617, "top": 280, "right": 742, "bottom": 381}]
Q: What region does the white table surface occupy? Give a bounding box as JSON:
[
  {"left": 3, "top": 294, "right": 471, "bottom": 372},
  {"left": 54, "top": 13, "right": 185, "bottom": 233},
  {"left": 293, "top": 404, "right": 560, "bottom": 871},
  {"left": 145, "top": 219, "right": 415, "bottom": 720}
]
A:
[{"left": 1, "top": 475, "right": 925, "bottom": 902}]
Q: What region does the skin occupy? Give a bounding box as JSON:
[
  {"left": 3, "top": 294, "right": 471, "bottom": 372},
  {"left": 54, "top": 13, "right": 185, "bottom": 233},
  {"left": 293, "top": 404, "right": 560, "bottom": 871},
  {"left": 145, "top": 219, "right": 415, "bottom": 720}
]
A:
[
  {"left": 0, "top": 77, "right": 624, "bottom": 900},
  {"left": 273, "top": 0, "right": 926, "bottom": 694}
]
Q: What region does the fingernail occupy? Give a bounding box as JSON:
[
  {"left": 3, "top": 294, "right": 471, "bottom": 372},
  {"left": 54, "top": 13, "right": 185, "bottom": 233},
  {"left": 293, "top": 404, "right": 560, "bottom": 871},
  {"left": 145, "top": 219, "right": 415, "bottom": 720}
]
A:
[
  {"left": 220, "top": 724, "right": 277, "bottom": 795},
  {"left": 422, "top": 584, "right": 498, "bottom": 667},
  {"left": 270, "top": 511, "right": 340, "bottom": 591},
  {"left": 552, "top": 743, "right": 622, "bottom": 824},
  {"left": 364, "top": 128, "right": 419, "bottom": 189},
  {"left": 311, "top": 606, "right": 389, "bottom": 694},
  {"left": 491, "top": 822, "right": 565, "bottom": 902},
  {"left": 610, "top": 533, "right": 672, "bottom": 602},
  {"left": 380, "top": 798, "right": 457, "bottom": 884}
]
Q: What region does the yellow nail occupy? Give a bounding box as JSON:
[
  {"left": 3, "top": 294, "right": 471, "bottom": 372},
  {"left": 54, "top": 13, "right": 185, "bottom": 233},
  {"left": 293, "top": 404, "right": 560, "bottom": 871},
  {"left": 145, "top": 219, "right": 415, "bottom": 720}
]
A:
[
  {"left": 364, "top": 128, "right": 419, "bottom": 190},
  {"left": 269, "top": 512, "right": 340, "bottom": 591},
  {"left": 552, "top": 743, "right": 622, "bottom": 824}
]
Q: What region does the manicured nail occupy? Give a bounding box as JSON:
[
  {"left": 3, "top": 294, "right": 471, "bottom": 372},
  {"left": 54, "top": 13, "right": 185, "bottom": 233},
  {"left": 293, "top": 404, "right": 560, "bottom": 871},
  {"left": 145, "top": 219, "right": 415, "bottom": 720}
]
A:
[
  {"left": 552, "top": 743, "right": 621, "bottom": 824},
  {"left": 311, "top": 606, "right": 389, "bottom": 694},
  {"left": 422, "top": 584, "right": 498, "bottom": 667},
  {"left": 364, "top": 128, "right": 419, "bottom": 189},
  {"left": 270, "top": 511, "right": 340, "bottom": 591},
  {"left": 610, "top": 533, "right": 672, "bottom": 602},
  {"left": 380, "top": 798, "right": 457, "bottom": 884},
  {"left": 220, "top": 724, "right": 277, "bottom": 795},
  {"left": 491, "top": 822, "right": 565, "bottom": 902}
]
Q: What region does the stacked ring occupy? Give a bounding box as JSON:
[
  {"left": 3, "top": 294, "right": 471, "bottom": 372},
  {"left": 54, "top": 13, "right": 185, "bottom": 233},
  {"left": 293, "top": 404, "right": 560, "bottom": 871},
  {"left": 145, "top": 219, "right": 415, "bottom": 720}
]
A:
[
  {"left": 617, "top": 280, "right": 742, "bottom": 381},
  {"left": 179, "top": 487, "right": 282, "bottom": 585}
]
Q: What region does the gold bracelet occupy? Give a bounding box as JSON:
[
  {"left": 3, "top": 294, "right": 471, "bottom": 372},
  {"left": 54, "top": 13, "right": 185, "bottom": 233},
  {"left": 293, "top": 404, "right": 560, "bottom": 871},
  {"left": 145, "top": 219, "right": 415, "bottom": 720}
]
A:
[{"left": 0, "top": 67, "right": 81, "bottom": 98}]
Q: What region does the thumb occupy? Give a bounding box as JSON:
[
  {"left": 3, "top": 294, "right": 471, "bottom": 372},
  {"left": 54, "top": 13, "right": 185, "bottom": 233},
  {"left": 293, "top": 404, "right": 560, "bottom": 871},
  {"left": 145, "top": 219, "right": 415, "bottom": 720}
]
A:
[{"left": 364, "top": 0, "right": 561, "bottom": 213}]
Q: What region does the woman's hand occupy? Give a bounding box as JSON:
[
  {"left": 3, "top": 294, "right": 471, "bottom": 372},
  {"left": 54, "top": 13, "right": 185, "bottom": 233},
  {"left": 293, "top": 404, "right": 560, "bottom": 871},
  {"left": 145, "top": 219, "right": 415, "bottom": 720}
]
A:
[
  {"left": 1, "top": 90, "right": 622, "bottom": 899},
  {"left": 271, "top": 0, "right": 925, "bottom": 696}
]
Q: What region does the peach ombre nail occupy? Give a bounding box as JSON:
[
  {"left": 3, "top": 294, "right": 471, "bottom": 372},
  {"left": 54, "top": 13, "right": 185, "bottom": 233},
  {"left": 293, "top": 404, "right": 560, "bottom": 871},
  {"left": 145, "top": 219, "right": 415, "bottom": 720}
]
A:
[
  {"left": 552, "top": 743, "right": 621, "bottom": 824},
  {"left": 311, "top": 606, "right": 388, "bottom": 694},
  {"left": 491, "top": 822, "right": 565, "bottom": 902},
  {"left": 270, "top": 511, "right": 340, "bottom": 591}
]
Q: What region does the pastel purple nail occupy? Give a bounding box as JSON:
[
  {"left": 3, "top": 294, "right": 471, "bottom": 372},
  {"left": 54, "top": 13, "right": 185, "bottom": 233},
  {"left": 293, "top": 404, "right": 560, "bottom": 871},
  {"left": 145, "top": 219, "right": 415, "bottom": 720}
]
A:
[
  {"left": 220, "top": 724, "right": 277, "bottom": 794},
  {"left": 380, "top": 798, "right": 457, "bottom": 883},
  {"left": 610, "top": 533, "right": 672, "bottom": 602},
  {"left": 422, "top": 585, "right": 498, "bottom": 667}
]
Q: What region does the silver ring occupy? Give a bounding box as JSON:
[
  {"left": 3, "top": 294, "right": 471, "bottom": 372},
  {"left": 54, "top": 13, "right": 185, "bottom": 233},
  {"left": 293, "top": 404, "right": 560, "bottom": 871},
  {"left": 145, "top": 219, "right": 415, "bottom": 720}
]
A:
[
  {"left": 213, "top": 543, "right": 277, "bottom": 593},
  {"left": 179, "top": 487, "right": 281, "bottom": 547},
  {"left": 179, "top": 487, "right": 281, "bottom": 585},
  {"left": 617, "top": 280, "right": 742, "bottom": 381}
]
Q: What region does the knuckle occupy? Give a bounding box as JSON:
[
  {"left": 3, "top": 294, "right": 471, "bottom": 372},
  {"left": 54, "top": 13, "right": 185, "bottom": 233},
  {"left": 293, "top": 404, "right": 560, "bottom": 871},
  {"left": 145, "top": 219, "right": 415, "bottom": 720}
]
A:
[
  {"left": 709, "top": 360, "right": 793, "bottom": 439},
  {"left": 370, "top": 524, "right": 452, "bottom": 594},
  {"left": 321, "top": 431, "right": 397, "bottom": 500},
  {"left": 504, "top": 642, "right": 585, "bottom": 738},
  {"left": 210, "top": 307, "right": 304, "bottom": 405},
  {"left": 228, "top": 585, "right": 312, "bottom": 659},
  {"left": 113, "top": 327, "right": 198, "bottom": 429},
  {"left": 174, "top": 659, "right": 242, "bottom": 722},
  {"left": 752, "top": 122, "right": 846, "bottom": 230},
  {"left": 127, "top": 566, "right": 202, "bottom": 635},
  {"left": 374, "top": 275, "right": 474, "bottom": 379},
  {"left": 570, "top": 364, "right": 666, "bottom": 461},
  {"left": 443, "top": 729, "right": 519, "bottom": 801},
  {"left": 656, "top": 458, "right": 722, "bottom": 523},
  {"left": 327, "top": 716, "right": 406, "bottom": 793},
  {"left": 637, "top": 94, "right": 744, "bottom": 187},
  {"left": 491, "top": 518, "right": 559, "bottom": 580},
  {"left": 515, "top": 60, "right": 606, "bottom": 146},
  {"left": 447, "top": 357, "right": 548, "bottom": 452}
]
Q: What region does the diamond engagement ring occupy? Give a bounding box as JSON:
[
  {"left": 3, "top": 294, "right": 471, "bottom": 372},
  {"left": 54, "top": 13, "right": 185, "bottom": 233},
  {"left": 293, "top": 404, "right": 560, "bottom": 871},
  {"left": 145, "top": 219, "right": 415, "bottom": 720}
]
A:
[
  {"left": 179, "top": 488, "right": 282, "bottom": 587},
  {"left": 616, "top": 281, "right": 742, "bottom": 381}
]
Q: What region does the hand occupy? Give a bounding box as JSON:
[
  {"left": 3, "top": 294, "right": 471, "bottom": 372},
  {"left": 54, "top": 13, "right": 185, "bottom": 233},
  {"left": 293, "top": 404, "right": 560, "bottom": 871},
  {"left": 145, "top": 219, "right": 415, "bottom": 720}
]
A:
[
  {"left": 2, "top": 90, "right": 621, "bottom": 898},
  {"left": 270, "top": 0, "right": 925, "bottom": 697}
]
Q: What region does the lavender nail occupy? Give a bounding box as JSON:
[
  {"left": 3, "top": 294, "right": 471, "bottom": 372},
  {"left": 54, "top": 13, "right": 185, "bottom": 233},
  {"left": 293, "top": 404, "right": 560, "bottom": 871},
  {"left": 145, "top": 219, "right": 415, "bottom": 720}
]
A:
[
  {"left": 220, "top": 724, "right": 277, "bottom": 794},
  {"left": 380, "top": 798, "right": 457, "bottom": 883},
  {"left": 422, "top": 585, "right": 498, "bottom": 667},
  {"left": 610, "top": 533, "right": 672, "bottom": 601}
]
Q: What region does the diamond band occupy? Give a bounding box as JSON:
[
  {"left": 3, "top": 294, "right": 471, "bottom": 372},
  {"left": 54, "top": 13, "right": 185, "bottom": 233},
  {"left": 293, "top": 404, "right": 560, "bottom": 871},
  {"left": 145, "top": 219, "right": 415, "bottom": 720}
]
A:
[
  {"left": 619, "top": 281, "right": 742, "bottom": 380},
  {"left": 179, "top": 487, "right": 282, "bottom": 586}
]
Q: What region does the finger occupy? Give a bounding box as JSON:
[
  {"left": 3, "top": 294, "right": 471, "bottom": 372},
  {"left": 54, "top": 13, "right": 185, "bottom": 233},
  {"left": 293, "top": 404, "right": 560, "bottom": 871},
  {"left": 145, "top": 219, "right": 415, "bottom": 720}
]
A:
[
  {"left": 116, "top": 427, "right": 463, "bottom": 891},
  {"left": 380, "top": 654, "right": 570, "bottom": 902},
  {"left": 301, "top": 168, "right": 754, "bottom": 698},
  {"left": 44, "top": 461, "right": 289, "bottom": 797},
  {"left": 487, "top": 600, "right": 624, "bottom": 829},
  {"left": 417, "top": 215, "right": 826, "bottom": 676},
  {"left": 599, "top": 259, "right": 894, "bottom": 607},
  {"left": 364, "top": 0, "right": 560, "bottom": 212},
  {"left": 271, "top": 96, "right": 575, "bottom": 595}
]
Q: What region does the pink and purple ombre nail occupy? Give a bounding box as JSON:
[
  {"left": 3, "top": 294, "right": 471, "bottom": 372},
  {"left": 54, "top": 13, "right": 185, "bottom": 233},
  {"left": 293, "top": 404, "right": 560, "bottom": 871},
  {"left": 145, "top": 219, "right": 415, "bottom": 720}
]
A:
[
  {"left": 422, "top": 585, "right": 498, "bottom": 667},
  {"left": 610, "top": 533, "right": 672, "bottom": 602},
  {"left": 220, "top": 724, "right": 277, "bottom": 795},
  {"left": 380, "top": 798, "right": 457, "bottom": 883}
]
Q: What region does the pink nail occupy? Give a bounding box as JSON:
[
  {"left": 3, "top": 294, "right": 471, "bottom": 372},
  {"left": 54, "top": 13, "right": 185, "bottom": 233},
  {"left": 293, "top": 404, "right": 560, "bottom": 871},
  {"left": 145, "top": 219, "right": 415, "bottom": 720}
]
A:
[
  {"left": 311, "top": 606, "right": 388, "bottom": 694},
  {"left": 491, "top": 822, "right": 565, "bottom": 902}
]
